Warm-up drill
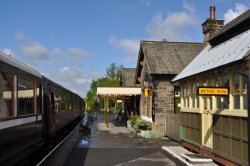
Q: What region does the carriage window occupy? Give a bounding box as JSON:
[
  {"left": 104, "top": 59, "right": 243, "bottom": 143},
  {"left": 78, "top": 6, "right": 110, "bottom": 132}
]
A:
[
  {"left": 60, "top": 91, "right": 65, "bottom": 111},
  {"left": 36, "top": 84, "right": 42, "bottom": 113},
  {"left": 0, "top": 71, "right": 13, "bottom": 119},
  {"left": 18, "top": 78, "right": 35, "bottom": 115}
]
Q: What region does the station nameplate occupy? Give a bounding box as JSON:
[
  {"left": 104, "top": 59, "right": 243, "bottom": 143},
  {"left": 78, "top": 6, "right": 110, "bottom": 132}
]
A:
[{"left": 197, "top": 87, "right": 229, "bottom": 96}]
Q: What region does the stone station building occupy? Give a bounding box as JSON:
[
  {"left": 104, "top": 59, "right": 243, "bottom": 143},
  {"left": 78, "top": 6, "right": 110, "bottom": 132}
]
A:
[
  {"left": 173, "top": 9, "right": 250, "bottom": 166},
  {"left": 135, "top": 40, "right": 204, "bottom": 139}
]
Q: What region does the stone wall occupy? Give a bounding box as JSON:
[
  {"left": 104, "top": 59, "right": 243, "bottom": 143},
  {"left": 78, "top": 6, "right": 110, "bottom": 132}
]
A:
[
  {"left": 152, "top": 81, "right": 177, "bottom": 138},
  {"left": 139, "top": 95, "right": 152, "bottom": 118}
]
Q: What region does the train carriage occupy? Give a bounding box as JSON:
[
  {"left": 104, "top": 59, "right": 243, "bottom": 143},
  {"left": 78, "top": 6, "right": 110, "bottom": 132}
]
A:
[
  {"left": 0, "top": 51, "right": 83, "bottom": 165},
  {"left": 0, "top": 52, "right": 43, "bottom": 165},
  {"left": 42, "top": 77, "right": 82, "bottom": 137}
]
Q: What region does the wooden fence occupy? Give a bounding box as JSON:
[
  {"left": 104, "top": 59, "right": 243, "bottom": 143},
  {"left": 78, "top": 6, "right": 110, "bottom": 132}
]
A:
[{"left": 164, "top": 113, "right": 180, "bottom": 141}]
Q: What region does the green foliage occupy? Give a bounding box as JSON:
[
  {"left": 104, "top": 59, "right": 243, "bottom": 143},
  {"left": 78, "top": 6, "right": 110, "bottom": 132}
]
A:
[
  {"left": 140, "top": 130, "right": 161, "bottom": 139},
  {"left": 85, "top": 63, "right": 123, "bottom": 110},
  {"left": 86, "top": 90, "right": 100, "bottom": 109},
  {"left": 106, "top": 63, "right": 124, "bottom": 80},
  {"left": 129, "top": 116, "right": 159, "bottom": 139},
  {"left": 130, "top": 115, "right": 140, "bottom": 128},
  {"left": 129, "top": 116, "right": 152, "bottom": 133},
  {"left": 98, "top": 77, "right": 120, "bottom": 87}
]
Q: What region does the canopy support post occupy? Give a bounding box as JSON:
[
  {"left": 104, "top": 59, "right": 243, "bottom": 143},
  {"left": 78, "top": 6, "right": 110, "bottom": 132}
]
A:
[{"left": 104, "top": 96, "right": 109, "bottom": 128}]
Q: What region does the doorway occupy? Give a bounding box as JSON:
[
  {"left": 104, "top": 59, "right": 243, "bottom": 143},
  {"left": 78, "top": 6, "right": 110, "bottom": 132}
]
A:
[{"left": 202, "top": 96, "right": 213, "bottom": 149}]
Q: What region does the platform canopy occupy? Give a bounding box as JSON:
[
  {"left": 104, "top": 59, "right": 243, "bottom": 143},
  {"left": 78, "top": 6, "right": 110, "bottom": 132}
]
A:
[{"left": 97, "top": 87, "right": 141, "bottom": 96}]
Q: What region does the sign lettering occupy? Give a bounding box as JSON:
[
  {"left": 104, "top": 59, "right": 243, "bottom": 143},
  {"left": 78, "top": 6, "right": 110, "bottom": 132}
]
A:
[{"left": 197, "top": 87, "right": 229, "bottom": 96}]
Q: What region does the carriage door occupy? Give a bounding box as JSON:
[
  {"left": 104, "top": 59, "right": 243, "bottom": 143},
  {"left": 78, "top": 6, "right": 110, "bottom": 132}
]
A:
[
  {"left": 49, "top": 90, "right": 56, "bottom": 135},
  {"left": 201, "top": 80, "right": 213, "bottom": 149}
]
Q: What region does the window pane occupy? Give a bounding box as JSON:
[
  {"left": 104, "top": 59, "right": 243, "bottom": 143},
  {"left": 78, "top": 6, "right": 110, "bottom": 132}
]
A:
[
  {"left": 233, "top": 95, "right": 240, "bottom": 109},
  {"left": 18, "top": 78, "right": 34, "bottom": 115},
  {"left": 216, "top": 73, "right": 229, "bottom": 109},
  {"left": 36, "top": 85, "right": 41, "bottom": 113},
  {"left": 0, "top": 71, "right": 13, "bottom": 119},
  {"left": 61, "top": 91, "right": 65, "bottom": 111},
  {"left": 223, "top": 96, "right": 229, "bottom": 109},
  {"left": 184, "top": 98, "right": 186, "bottom": 108},
  {"left": 192, "top": 98, "right": 195, "bottom": 108},
  {"left": 216, "top": 96, "right": 221, "bottom": 109},
  {"left": 209, "top": 96, "right": 212, "bottom": 110},
  {"left": 196, "top": 97, "right": 199, "bottom": 108},
  {"left": 233, "top": 73, "right": 240, "bottom": 94},
  {"left": 216, "top": 96, "right": 229, "bottom": 109},
  {"left": 192, "top": 82, "right": 195, "bottom": 108},
  {"left": 243, "top": 94, "right": 248, "bottom": 110},
  {"left": 55, "top": 89, "right": 60, "bottom": 112},
  {"left": 243, "top": 78, "right": 248, "bottom": 93},
  {"left": 204, "top": 97, "right": 207, "bottom": 110}
]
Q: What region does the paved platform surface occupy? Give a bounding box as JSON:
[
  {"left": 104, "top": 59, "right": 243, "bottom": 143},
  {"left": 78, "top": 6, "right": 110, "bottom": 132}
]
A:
[{"left": 41, "top": 111, "right": 219, "bottom": 166}]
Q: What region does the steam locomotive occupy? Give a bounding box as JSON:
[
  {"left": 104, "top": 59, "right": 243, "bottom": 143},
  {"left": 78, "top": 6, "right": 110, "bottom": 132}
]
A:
[{"left": 0, "top": 51, "right": 83, "bottom": 165}]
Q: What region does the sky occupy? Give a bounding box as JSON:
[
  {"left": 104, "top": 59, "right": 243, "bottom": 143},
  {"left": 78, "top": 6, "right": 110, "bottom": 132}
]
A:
[{"left": 0, "top": 0, "right": 250, "bottom": 98}]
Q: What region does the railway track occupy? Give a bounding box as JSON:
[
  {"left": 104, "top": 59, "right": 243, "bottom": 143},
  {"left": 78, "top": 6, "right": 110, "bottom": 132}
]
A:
[{"left": 18, "top": 119, "right": 80, "bottom": 166}]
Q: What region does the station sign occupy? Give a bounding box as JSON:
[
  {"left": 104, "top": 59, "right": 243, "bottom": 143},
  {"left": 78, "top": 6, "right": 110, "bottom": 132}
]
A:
[
  {"left": 144, "top": 88, "right": 152, "bottom": 96},
  {"left": 197, "top": 86, "right": 229, "bottom": 96}
]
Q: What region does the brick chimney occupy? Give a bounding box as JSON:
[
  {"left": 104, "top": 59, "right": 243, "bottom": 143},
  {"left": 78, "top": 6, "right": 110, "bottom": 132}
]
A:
[
  {"left": 210, "top": 5, "right": 216, "bottom": 20},
  {"left": 202, "top": 5, "right": 224, "bottom": 44}
]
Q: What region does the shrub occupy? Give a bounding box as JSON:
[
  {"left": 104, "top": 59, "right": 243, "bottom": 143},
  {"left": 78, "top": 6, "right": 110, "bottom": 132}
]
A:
[
  {"left": 130, "top": 116, "right": 152, "bottom": 133},
  {"left": 140, "top": 130, "right": 161, "bottom": 139},
  {"left": 130, "top": 115, "right": 140, "bottom": 127}
]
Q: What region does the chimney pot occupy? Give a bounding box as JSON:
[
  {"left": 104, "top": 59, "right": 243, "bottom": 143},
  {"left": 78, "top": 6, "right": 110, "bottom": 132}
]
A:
[{"left": 210, "top": 5, "right": 216, "bottom": 20}]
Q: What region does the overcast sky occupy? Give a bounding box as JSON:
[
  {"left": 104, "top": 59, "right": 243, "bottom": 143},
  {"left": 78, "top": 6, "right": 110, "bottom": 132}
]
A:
[{"left": 0, "top": 0, "right": 249, "bottom": 97}]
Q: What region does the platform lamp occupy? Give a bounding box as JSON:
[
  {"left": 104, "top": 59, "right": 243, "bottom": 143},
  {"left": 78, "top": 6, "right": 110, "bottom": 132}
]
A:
[
  {"left": 143, "top": 72, "right": 153, "bottom": 96},
  {"left": 143, "top": 72, "right": 154, "bottom": 121}
]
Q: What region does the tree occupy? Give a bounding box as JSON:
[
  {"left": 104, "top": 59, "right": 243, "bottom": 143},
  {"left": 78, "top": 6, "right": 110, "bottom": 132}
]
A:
[
  {"left": 106, "top": 63, "right": 123, "bottom": 80},
  {"left": 85, "top": 63, "right": 123, "bottom": 110}
]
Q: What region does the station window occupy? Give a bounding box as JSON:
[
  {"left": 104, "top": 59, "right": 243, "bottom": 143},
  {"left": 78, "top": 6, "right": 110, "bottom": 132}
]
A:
[
  {"left": 18, "top": 77, "right": 35, "bottom": 115},
  {"left": 216, "top": 73, "right": 229, "bottom": 109},
  {"left": 203, "top": 79, "right": 212, "bottom": 110},
  {"left": 233, "top": 72, "right": 240, "bottom": 109},
  {"left": 191, "top": 80, "right": 199, "bottom": 108},
  {"left": 232, "top": 67, "right": 248, "bottom": 110},
  {"left": 0, "top": 71, "right": 13, "bottom": 119},
  {"left": 174, "top": 86, "right": 180, "bottom": 114},
  {"left": 241, "top": 68, "right": 249, "bottom": 110},
  {"left": 183, "top": 83, "right": 190, "bottom": 108}
]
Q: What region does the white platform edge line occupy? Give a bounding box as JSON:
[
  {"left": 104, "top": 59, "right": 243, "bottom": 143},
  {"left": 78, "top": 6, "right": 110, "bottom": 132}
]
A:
[
  {"left": 36, "top": 123, "right": 79, "bottom": 166},
  {"left": 161, "top": 146, "right": 193, "bottom": 166}
]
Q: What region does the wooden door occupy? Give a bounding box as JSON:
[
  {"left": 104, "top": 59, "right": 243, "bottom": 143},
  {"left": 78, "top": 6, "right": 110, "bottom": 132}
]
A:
[{"left": 201, "top": 96, "right": 213, "bottom": 148}]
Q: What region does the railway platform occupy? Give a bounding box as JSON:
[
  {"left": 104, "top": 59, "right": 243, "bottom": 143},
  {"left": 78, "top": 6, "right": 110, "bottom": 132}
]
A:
[{"left": 39, "top": 111, "right": 218, "bottom": 166}]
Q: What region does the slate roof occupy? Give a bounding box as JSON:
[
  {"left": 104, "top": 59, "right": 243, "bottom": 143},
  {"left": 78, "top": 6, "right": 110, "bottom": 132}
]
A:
[
  {"left": 120, "top": 68, "right": 136, "bottom": 86},
  {"left": 135, "top": 41, "right": 204, "bottom": 82},
  {"left": 173, "top": 9, "right": 250, "bottom": 82}
]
